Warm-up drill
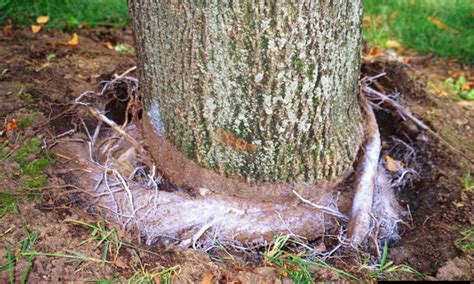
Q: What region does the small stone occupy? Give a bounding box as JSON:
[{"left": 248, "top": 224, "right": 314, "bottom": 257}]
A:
[
  {"left": 254, "top": 73, "right": 264, "bottom": 82},
  {"left": 198, "top": 187, "right": 210, "bottom": 196}
]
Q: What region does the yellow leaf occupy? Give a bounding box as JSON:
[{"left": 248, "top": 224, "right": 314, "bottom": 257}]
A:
[
  {"left": 31, "top": 25, "right": 42, "bottom": 33},
  {"left": 384, "top": 155, "right": 404, "bottom": 172},
  {"left": 386, "top": 39, "right": 401, "bottom": 49},
  {"left": 67, "top": 32, "right": 79, "bottom": 46},
  {"left": 427, "top": 16, "right": 459, "bottom": 35},
  {"left": 36, "top": 16, "right": 49, "bottom": 24}
]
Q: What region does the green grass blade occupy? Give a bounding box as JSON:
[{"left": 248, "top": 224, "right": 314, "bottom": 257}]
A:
[
  {"left": 101, "top": 241, "right": 109, "bottom": 266},
  {"left": 21, "top": 255, "right": 34, "bottom": 284},
  {"left": 6, "top": 244, "right": 14, "bottom": 284}
]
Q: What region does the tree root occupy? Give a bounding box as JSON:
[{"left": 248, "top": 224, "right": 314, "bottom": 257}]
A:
[
  {"left": 50, "top": 68, "right": 408, "bottom": 248},
  {"left": 347, "top": 101, "right": 381, "bottom": 244}
]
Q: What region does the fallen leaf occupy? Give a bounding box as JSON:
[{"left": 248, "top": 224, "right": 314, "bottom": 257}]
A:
[
  {"left": 386, "top": 39, "right": 401, "bottom": 49},
  {"left": 5, "top": 119, "right": 17, "bottom": 132},
  {"left": 453, "top": 202, "right": 464, "bottom": 208},
  {"left": 67, "top": 32, "right": 79, "bottom": 46},
  {"left": 31, "top": 25, "right": 42, "bottom": 33},
  {"left": 105, "top": 41, "right": 114, "bottom": 50},
  {"left": 427, "top": 16, "right": 460, "bottom": 35},
  {"left": 368, "top": 46, "right": 383, "bottom": 56},
  {"left": 200, "top": 271, "right": 214, "bottom": 284},
  {"left": 36, "top": 16, "right": 49, "bottom": 24},
  {"left": 2, "top": 19, "right": 12, "bottom": 37},
  {"left": 78, "top": 23, "right": 90, "bottom": 29},
  {"left": 460, "top": 82, "right": 472, "bottom": 91},
  {"left": 384, "top": 155, "right": 404, "bottom": 172},
  {"left": 114, "top": 147, "right": 136, "bottom": 176}
]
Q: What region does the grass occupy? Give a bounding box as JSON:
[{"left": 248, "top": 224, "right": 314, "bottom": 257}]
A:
[
  {"left": 358, "top": 241, "right": 425, "bottom": 280},
  {"left": 363, "top": 0, "right": 473, "bottom": 63},
  {"left": 0, "top": 207, "right": 119, "bottom": 283},
  {"left": 128, "top": 265, "right": 180, "bottom": 284},
  {"left": 460, "top": 172, "right": 474, "bottom": 192},
  {"left": 264, "top": 235, "right": 358, "bottom": 282},
  {"left": 0, "top": 204, "right": 42, "bottom": 284},
  {"left": 1, "top": 0, "right": 471, "bottom": 62},
  {"left": 0, "top": 192, "right": 17, "bottom": 217},
  {"left": 456, "top": 226, "right": 474, "bottom": 254},
  {"left": 0, "top": 0, "right": 129, "bottom": 30},
  {"left": 65, "top": 219, "right": 122, "bottom": 266},
  {"left": 263, "top": 235, "right": 424, "bottom": 282}
]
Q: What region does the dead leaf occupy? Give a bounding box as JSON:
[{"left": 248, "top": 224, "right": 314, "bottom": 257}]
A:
[
  {"left": 427, "top": 16, "right": 460, "bottom": 35},
  {"left": 5, "top": 119, "right": 17, "bottom": 132},
  {"left": 368, "top": 46, "right": 383, "bottom": 56},
  {"left": 200, "top": 271, "right": 214, "bottom": 284},
  {"left": 114, "top": 147, "right": 136, "bottom": 176},
  {"left": 2, "top": 19, "right": 13, "bottom": 37},
  {"left": 78, "top": 23, "right": 90, "bottom": 29},
  {"left": 36, "top": 16, "right": 49, "bottom": 24},
  {"left": 67, "top": 32, "right": 79, "bottom": 46},
  {"left": 105, "top": 41, "right": 114, "bottom": 50},
  {"left": 31, "top": 25, "right": 42, "bottom": 33},
  {"left": 384, "top": 155, "right": 404, "bottom": 172},
  {"left": 461, "top": 82, "right": 472, "bottom": 91},
  {"left": 386, "top": 39, "right": 401, "bottom": 49},
  {"left": 453, "top": 202, "right": 464, "bottom": 208}
]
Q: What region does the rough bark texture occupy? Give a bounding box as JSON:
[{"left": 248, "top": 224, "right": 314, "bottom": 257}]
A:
[{"left": 130, "top": 1, "right": 363, "bottom": 185}]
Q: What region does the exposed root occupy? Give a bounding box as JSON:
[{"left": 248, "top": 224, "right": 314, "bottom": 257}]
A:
[
  {"left": 348, "top": 100, "right": 381, "bottom": 244},
  {"left": 53, "top": 68, "right": 412, "bottom": 255}
]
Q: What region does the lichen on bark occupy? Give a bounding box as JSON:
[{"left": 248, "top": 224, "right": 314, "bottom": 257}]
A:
[{"left": 130, "top": 0, "right": 364, "bottom": 184}]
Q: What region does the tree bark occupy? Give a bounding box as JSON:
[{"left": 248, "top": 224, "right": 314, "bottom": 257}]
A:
[{"left": 130, "top": 1, "right": 363, "bottom": 189}]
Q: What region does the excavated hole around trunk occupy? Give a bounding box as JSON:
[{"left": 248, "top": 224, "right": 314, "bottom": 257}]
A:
[{"left": 51, "top": 63, "right": 442, "bottom": 257}]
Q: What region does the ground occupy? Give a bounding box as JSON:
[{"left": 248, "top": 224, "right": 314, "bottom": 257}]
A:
[{"left": 0, "top": 25, "right": 472, "bottom": 282}]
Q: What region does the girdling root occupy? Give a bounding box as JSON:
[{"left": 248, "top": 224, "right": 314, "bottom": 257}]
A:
[{"left": 53, "top": 69, "right": 425, "bottom": 256}]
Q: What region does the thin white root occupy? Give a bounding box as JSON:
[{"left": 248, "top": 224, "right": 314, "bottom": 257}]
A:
[
  {"left": 348, "top": 101, "right": 381, "bottom": 244},
  {"left": 292, "top": 190, "right": 348, "bottom": 220}
]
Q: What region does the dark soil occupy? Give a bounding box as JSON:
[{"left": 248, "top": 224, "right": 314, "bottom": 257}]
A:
[{"left": 0, "top": 26, "right": 472, "bottom": 282}]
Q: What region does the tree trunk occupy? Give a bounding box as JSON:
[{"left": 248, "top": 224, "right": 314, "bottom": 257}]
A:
[{"left": 129, "top": 0, "right": 364, "bottom": 191}]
